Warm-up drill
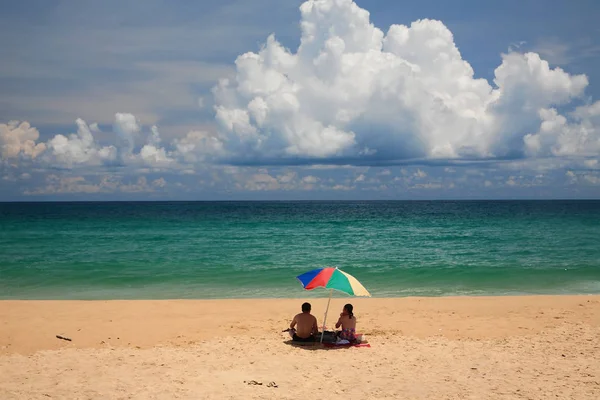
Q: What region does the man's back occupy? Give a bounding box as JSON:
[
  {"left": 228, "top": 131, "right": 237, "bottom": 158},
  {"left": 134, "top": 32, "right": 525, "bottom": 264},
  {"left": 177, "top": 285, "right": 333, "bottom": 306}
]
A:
[{"left": 293, "top": 312, "right": 317, "bottom": 338}]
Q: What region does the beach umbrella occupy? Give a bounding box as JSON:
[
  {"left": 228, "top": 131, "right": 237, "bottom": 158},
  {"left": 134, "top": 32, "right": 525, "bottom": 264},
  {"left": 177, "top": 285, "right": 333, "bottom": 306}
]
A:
[{"left": 296, "top": 266, "right": 371, "bottom": 342}]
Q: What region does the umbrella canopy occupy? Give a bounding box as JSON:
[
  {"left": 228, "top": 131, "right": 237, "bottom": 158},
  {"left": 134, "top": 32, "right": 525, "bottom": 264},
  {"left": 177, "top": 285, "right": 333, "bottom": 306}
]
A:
[{"left": 296, "top": 267, "right": 371, "bottom": 297}]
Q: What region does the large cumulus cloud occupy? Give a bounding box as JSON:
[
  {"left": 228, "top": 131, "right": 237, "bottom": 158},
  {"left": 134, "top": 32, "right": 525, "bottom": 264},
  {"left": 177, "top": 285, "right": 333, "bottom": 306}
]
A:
[
  {"left": 213, "top": 0, "right": 597, "bottom": 165},
  {"left": 1, "top": 0, "right": 600, "bottom": 198}
]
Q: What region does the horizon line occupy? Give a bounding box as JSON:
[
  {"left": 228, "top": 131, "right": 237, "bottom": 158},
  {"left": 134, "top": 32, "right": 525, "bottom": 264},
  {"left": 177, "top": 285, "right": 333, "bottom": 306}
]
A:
[{"left": 1, "top": 198, "right": 600, "bottom": 203}]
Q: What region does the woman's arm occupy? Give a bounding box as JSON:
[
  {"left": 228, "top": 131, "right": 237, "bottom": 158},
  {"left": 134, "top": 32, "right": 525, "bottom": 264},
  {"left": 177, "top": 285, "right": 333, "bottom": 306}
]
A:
[{"left": 335, "top": 317, "right": 342, "bottom": 329}]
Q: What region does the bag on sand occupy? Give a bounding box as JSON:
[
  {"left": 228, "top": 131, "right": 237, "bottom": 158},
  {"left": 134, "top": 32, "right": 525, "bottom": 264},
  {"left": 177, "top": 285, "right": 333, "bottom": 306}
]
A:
[{"left": 319, "top": 331, "right": 337, "bottom": 343}]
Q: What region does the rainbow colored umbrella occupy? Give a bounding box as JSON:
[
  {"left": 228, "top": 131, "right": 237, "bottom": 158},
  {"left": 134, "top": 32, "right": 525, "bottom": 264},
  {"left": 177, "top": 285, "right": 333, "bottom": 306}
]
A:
[
  {"left": 296, "top": 267, "right": 371, "bottom": 297},
  {"left": 296, "top": 267, "right": 370, "bottom": 342}
]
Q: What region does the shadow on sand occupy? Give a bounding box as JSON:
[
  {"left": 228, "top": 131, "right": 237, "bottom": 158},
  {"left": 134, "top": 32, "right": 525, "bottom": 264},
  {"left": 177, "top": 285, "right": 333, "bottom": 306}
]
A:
[
  {"left": 282, "top": 339, "right": 337, "bottom": 351},
  {"left": 282, "top": 339, "right": 368, "bottom": 351}
]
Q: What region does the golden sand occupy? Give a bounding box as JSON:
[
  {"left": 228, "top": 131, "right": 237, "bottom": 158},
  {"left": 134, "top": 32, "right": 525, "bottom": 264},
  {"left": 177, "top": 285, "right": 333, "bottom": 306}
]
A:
[{"left": 1, "top": 296, "right": 599, "bottom": 399}]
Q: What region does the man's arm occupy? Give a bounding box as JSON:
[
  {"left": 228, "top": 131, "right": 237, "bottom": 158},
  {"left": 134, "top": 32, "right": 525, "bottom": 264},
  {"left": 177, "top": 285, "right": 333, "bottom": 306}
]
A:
[
  {"left": 290, "top": 315, "right": 297, "bottom": 330},
  {"left": 311, "top": 316, "right": 319, "bottom": 335}
]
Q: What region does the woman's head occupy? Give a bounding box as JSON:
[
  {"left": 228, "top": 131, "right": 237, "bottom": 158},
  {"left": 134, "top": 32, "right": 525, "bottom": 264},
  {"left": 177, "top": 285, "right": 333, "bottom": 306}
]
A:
[{"left": 343, "top": 304, "right": 354, "bottom": 318}]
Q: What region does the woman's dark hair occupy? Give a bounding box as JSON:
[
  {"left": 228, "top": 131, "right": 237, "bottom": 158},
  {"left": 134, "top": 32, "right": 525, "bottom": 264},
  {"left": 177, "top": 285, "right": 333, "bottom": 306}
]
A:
[{"left": 344, "top": 303, "right": 354, "bottom": 319}]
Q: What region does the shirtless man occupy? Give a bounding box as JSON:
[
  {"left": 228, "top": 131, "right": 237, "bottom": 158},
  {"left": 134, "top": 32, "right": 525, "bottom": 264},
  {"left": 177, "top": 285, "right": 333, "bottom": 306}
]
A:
[{"left": 289, "top": 302, "right": 318, "bottom": 342}]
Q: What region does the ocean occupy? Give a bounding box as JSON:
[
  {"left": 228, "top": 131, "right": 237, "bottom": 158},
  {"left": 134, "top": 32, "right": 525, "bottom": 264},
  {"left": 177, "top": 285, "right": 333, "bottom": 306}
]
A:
[{"left": 1, "top": 201, "right": 599, "bottom": 299}]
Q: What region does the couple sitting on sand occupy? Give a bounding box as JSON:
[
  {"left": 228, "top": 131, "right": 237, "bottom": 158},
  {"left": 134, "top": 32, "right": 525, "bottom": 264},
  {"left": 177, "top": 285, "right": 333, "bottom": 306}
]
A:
[{"left": 288, "top": 302, "right": 357, "bottom": 343}]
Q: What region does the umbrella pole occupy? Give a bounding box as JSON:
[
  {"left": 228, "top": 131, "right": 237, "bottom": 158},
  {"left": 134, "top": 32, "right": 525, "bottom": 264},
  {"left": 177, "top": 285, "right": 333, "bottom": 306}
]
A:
[{"left": 320, "top": 289, "right": 333, "bottom": 343}]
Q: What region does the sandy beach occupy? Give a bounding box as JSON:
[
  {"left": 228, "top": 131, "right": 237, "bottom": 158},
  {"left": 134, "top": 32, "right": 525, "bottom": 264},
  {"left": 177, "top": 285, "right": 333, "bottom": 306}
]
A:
[{"left": 1, "top": 295, "right": 599, "bottom": 399}]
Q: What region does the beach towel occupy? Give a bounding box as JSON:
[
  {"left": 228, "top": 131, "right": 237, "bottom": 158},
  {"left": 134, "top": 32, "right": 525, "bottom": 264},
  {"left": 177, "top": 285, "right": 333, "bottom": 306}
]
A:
[{"left": 282, "top": 329, "right": 337, "bottom": 343}]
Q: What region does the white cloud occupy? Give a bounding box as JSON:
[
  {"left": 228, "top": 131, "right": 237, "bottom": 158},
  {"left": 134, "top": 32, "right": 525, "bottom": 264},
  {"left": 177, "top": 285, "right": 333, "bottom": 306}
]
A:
[
  {"left": 242, "top": 173, "right": 281, "bottom": 191},
  {"left": 0, "top": 121, "right": 46, "bottom": 161},
  {"left": 152, "top": 177, "right": 167, "bottom": 188},
  {"left": 2, "top": 114, "right": 178, "bottom": 170},
  {"left": 137, "top": 126, "right": 174, "bottom": 167},
  {"left": 114, "top": 113, "right": 141, "bottom": 163},
  {"left": 565, "top": 170, "right": 577, "bottom": 184},
  {"left": 138, "top": 144, "right": 171, "bottom": 166},
  {"left": 42, "top": 114, "right": 173, "bottom": 169},
  {"left": 332, "top": 184, "right": 352, "bottom": 190},
  {"left": 493, "top": 52, "right": 587, "bottom": 110},
  {"left": 24, "top": 174, "right": 169, "bottom": 195},
  {"left": 524, "top": 102, "right": 600, "bottom": 157},
  {"left": 89, "top": 123, "right": 101, "bottom": 133},
  {"left": 24, "top": 174, "right": 104, "bottom": 195},
  {"left": 302, "top": 175, "right": 319, "bottom": 184},
  {"left": 46, "top": 118, "right": 117, "bottom": 168},
  {"left": 120, "top": 176, "right": 155, "bottom": 193},
  {"left": 1, "top": 171, "right": 33, "bottom": 182},
  {"left": 215, "top": 167, "right": 334, "bottom": 192},
  {"left": 565, "top": 170, "right": 600, "bottom": 185},
  {"left": 583, "top": 174, "right": 600, "bottom": 185},
  {"left": 305, "top": 164, "right": 355, "bottom": 169},
  {"left": 414, "top": 169, "right": 427, "bottom": 178},
  {"left": 173, "top": 130, "right": 225, "bottom": 164},
  {"left": 212, "top": 0, "right": 595, "bottom": 165},
  {"left": 411, "top": 183, "right": 443, "bottom": 189},
  {"left": 277, "top": 171, "right": 297, "bottom": 183}
]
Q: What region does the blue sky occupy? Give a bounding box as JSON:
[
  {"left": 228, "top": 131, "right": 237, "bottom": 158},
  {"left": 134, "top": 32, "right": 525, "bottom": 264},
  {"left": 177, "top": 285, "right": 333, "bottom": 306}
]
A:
[{"left": 1, "top": 0, "right": 599, "bottom": 200}]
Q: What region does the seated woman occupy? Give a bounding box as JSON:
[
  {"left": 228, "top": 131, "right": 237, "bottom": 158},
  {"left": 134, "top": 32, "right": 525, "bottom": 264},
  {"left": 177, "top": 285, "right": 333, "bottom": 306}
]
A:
[{"left": 335, "top": 303, "right": 357, "bottom": 343}]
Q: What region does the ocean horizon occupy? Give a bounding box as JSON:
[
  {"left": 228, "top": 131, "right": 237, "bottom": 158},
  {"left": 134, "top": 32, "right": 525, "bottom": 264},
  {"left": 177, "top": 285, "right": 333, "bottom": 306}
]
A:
[{"left": 1, "top": 200, "right": 599, "bottom": 300}]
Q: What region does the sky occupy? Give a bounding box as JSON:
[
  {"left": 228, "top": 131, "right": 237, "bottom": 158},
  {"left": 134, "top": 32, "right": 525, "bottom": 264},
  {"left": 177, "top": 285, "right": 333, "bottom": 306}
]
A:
[{"left": 1, "top": 0, "right": 600, "bottom": 200}]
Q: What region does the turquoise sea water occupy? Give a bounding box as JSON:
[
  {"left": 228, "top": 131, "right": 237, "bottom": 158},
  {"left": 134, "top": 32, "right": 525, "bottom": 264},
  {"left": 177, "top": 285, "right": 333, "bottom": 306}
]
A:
[{"left": 1, "top": 201, "right": 599, "bottom": 299}]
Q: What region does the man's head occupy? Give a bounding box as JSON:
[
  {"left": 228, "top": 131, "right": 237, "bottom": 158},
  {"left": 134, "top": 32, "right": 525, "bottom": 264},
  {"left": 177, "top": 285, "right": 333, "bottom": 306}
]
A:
[{"left": 301, "top": 302, "right": 311, "bottom": 313}]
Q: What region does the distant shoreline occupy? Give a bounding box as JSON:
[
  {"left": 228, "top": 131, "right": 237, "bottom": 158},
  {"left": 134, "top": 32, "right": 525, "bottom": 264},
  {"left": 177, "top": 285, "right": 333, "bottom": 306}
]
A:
[{"left": 3, "top": 292, "right": 600, "bottom": 301}]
